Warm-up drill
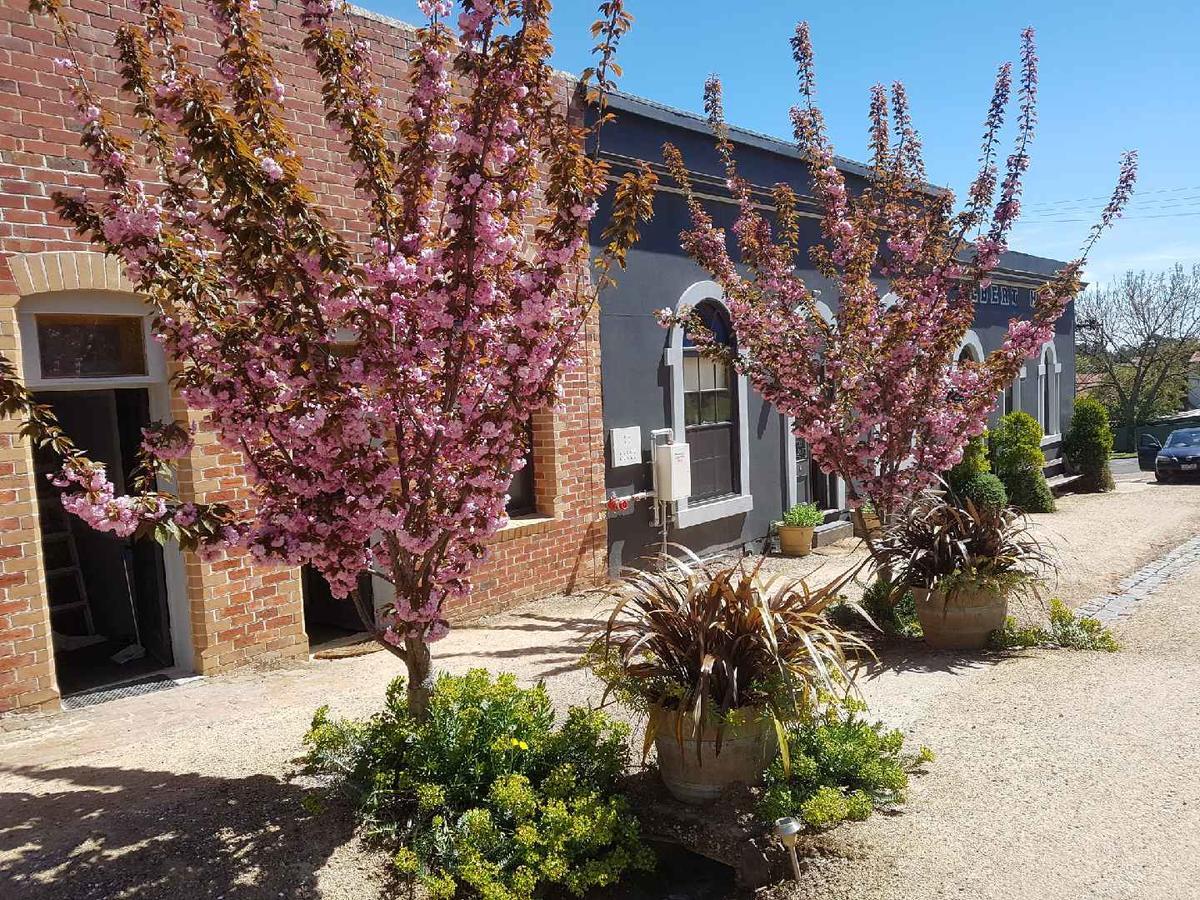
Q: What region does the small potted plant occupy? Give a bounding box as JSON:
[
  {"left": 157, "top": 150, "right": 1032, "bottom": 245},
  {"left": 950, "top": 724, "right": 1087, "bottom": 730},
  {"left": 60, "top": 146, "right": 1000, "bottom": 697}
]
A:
[
  {"left": 778, "top": 502, "right": 823, "bottom": 556},
  {"left": 589, "top": 551, "right": 867, "bottom": 804},
  {"left": 853, "top": 500, "right": 881, "bottom": 539},
  {"left": 873, "top": 492, "right": 1051, "bottom": 650}
]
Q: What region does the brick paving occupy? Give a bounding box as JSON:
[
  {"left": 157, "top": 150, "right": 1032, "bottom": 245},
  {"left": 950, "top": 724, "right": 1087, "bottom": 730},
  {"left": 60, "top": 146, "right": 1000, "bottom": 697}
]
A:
[{"left": 1077, "top": 533, "right": 1200, "bottom": 624}]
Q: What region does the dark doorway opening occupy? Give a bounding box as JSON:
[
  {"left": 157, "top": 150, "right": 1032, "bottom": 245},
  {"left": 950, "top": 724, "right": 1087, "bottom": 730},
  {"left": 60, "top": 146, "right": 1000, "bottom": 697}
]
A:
[
  {"left": 302, "top": 568, "right": 375, "bottom": 648},
  {"left": 34, "top": 388, "right": 173, "bottom": 696}
]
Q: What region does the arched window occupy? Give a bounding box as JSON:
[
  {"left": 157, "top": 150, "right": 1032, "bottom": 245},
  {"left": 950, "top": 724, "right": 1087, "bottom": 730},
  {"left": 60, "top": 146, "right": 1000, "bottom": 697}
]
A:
[
  {"left": 683, "top": 301, "right": 738, "bottom": 501},
  {"left": 956, "top": 330, "right": 984, "bottom": 366},
  {"left": 1038, "top": 342, "right": 1062, "bottom": 437},
  {"left": 666, "top": 281, "right": 753, "bottom": 528}
]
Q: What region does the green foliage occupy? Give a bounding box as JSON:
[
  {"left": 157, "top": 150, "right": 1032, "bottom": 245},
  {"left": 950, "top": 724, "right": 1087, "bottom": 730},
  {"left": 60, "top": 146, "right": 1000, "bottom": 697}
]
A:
[
  {"left": 989, "top": 413, "right": 1055, "bottom": 513},
  {"left": 946, "top": 434, "right": 991, "bottom": 494},
  {"left": 858, "top": 577, "right": 923, "bottom": 639},
  {"left": 1004, "top": 467, "right": 1056, "bottom": 513},
  {"left": 782, "top": 501, "right": 824, "bottom": 528},
  {"left": 1063, "top": 397, "right": 1116, "bottom": 492},
  {"left": 958, "top": 473, "right": 1008, "bottom": 511},
  {"left": 989, "top": 599, "right": 1119, "bottom": 652},
  {"left": 302, "top": 670, "right": 653, "bottom": 899},
  {"left": 1080, "top": 356, "right": 1190, "bottom": 429},
  {"left": 759, "top": 697, "right": 933, "bottom": 830}
]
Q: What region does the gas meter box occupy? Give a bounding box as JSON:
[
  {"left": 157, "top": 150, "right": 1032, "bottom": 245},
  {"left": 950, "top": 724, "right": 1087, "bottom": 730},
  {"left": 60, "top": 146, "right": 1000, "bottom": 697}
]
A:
[{"left": 655, "top": 441, "right": 691, "bottom": 502}]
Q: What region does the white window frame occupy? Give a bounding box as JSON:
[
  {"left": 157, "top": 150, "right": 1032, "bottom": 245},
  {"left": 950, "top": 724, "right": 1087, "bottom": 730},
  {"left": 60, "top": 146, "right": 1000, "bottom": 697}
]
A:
[
  {"left": 1037, "top": 340, "right": 1063, "bottom": 443},
  {"left": 665, "top": 281, "right": 752, "bottom": 528},
  {"left": 18, "top": 289, "right": 194, "bottom": 675},
  {"left": 782, "top": 299, "right": 846, "bottom": 512},
  {"left": 955, "top": 329, "right": 985, "bottom": 365}
]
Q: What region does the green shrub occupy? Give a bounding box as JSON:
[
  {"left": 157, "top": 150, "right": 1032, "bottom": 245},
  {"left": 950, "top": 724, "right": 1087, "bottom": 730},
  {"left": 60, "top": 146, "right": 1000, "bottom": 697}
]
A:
[
  {"left": 1063, "top": 397, "right": 1115, "bottom": 492},
  {"left": 782, "top": 501, "right": 824, "bottom": 528},
  {"left": 989, "top": 412, "right": 1055, "bottom": 513},
  {"left": 1004, "top": 467, "right": 1055, "bottom": 513},
  {"left": 946, "top": 434, "right": 990, "bottom": 494},
  {"left": 759, "top": 697, "right": 932, "bottom": 830},
  {"left": 302, "top": 670, "right": 653, "bottom": 898},
  {"left": 989, "top": 599, "right": 1119, "bottom": 652},
  {"left": 958, "top": 472, "right": 1008, "bottom": 511},
  {"left": 857, "top": 577, "right": 923, "bottom": 638}
]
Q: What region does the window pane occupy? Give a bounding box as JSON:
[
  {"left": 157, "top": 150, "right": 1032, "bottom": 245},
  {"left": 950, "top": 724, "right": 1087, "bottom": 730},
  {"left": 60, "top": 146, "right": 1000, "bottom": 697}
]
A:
[
  {"left": 711, "top": 389, "right": 732, "bottom": 423},
  {"left": 506, "top": 420, "right": 535, "bottom": 516},
  {"left": 37, "top": 314, "right": 147, "bottom": 379},
  {"left": 699, "top": 358, "right": 716, "bottom": 392},
  {"left": 684, "top": 355, "right": 700, "bottom": 392},
  {"left": 713, "top": 362, "right": 729, "bottom": 389},
  {"left": 700, "top": 391, "right": 717, "bottom": 424},
  {"left": 684, "top": 392, "right": 701, "bottom": 426}
]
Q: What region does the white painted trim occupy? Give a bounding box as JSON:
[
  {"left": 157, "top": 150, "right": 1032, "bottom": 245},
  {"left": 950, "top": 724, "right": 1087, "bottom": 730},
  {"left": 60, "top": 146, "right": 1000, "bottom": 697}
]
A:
[
  {"left": 956, "top": 329, "right": 985, "bottom": 364},
  {"left": 1037, "top": 341, "right": 1061, "bottom": 438},
  {"left": 18, "top": 291, "right": 167, "bottom": 391},
  {"left": 16, "top": 289, "right": 194, "bottom": 675},
  {"left": 783, "top": 414, "right": 847, "bottom": 513},
  {"left": 666, "top": 281, "right": 753, "bottom": 527}
]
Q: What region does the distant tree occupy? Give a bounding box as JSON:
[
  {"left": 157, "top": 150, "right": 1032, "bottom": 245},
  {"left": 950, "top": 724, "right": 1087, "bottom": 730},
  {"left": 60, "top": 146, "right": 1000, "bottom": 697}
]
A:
[{"left": 1076, "top": 265, "right": 1200, "bottom": 434}]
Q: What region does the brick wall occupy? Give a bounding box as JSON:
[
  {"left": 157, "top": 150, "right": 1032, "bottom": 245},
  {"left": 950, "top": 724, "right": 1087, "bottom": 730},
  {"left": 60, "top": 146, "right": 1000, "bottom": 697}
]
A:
[{"left": 0, "top": 0, "right": 606, "bottom": 713}]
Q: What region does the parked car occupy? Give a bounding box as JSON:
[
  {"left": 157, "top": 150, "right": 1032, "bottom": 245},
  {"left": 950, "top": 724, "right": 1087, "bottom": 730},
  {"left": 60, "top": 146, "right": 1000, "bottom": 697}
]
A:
[{"left": 1138, "top": 428, "right": 1200, "bottom": 482}]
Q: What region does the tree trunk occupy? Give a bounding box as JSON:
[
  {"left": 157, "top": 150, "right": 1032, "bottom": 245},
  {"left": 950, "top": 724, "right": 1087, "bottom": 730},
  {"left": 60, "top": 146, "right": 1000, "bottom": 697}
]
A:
[
  {"left": 347, "top": 586, "right": 435, "bottom": 721},
  {"left": 404, "top": 635, "right": 434, "bottom": 721}
]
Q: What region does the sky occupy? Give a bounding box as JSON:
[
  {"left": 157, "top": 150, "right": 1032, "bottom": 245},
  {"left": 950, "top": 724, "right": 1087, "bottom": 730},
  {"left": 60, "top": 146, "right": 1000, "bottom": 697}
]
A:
[{"left": 368, "top": 0, "right": 1200, "bottom": 286}]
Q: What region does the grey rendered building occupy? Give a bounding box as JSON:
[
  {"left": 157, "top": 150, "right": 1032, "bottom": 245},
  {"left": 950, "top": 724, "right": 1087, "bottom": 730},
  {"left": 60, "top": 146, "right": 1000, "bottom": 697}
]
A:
[{"left": 591, "top": 93, "right": 1075, "bottom": 573}]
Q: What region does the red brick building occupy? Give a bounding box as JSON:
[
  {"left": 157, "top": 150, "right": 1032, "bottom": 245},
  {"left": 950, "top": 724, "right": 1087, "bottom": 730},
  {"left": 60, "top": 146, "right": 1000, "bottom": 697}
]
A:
[{"left": 0, "top": 0, "right": 606, "bottom": 713}]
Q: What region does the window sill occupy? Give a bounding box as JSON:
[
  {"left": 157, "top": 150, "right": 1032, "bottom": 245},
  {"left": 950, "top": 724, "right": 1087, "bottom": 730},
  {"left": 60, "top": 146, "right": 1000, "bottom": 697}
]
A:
[
  {"left": 677, "top": 493, "right": 753, "bottom": 529},
  {"left": 497, "top": 513, "right": 556, "bottom": 542},
  {"left": 1041, "top": 433, "right": 1062, "bottom": 447}
]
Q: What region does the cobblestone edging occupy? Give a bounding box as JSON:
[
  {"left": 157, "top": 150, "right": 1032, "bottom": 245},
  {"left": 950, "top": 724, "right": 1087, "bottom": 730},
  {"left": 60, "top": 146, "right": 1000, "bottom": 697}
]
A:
[{"left": 1078, "top": 534, "right": 1200, "bottom": 624}]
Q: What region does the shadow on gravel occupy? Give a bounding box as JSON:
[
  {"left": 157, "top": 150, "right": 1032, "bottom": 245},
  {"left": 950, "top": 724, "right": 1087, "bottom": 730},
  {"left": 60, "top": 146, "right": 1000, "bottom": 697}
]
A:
[
  {"left": 858, "top": 638, "right": 1012, "bottom": 680},
  {"left": 0, "top": 763, "right": 350, "bottom": 900}
]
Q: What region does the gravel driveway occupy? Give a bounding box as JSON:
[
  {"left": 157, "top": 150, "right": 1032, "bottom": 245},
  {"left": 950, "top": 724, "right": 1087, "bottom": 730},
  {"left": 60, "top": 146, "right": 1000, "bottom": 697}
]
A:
[{"left": 2, "top": 473, "right": 1199, "bottom": 899}]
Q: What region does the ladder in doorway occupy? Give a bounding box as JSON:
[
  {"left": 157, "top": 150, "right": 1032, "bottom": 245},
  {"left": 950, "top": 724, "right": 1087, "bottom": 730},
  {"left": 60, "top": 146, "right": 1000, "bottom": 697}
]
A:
[{"left": 34, "top": 455, "right": 98, "bottom": 640}]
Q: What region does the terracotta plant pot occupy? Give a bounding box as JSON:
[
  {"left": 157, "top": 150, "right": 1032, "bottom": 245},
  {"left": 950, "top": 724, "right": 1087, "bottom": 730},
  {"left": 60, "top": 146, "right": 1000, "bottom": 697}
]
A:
[
  {"left": 654, "top": 707, "right": 778, "bottom": 805},
  {"left": 912, "top": 583, "right": 1008, "bottom": 650},
  {"left": 777, "top": 524, "right": 815, "bottom": 557},
  {"left": 853, "top": 510, "right": 881, "bottom": 539}
]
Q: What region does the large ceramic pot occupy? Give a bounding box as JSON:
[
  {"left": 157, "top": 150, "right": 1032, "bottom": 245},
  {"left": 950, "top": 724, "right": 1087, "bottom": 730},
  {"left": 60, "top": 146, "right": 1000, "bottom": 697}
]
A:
[
  {"left": 912, "top": 583, "right": 1008, "bottom": 650},
  {"left": 777, "top": 524, "right": 815, "bottom": 557},
  {"left": 654, "top": 707, "right": 778, "bottom": 805}
]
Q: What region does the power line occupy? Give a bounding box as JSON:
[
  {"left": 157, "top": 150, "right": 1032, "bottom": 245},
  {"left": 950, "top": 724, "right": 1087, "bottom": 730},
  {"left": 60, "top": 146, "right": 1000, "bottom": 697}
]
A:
[
  {"left": 1015, "top": 209, "right": 1200, "bottom": 225},
  {"left": 1018, "top": 183, "right": 1200, "bottom": 210},
  {"left": 1021, "top": 194, "right": 1200, "bottom": 214}
]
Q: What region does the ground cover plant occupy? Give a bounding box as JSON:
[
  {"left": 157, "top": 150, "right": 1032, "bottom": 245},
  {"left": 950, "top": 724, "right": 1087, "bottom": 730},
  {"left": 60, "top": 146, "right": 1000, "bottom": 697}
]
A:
[
  {"left": 990, "top": 599, "right": 1119, "bottom": 652},
  {"left": 302, "top": 670, "right": 653, "bottom": 899},
  {"left": 855, "top": 577, "right": 923, "bottom": 639},
  {"left": 758, "top": 696, "right": 933, "bottom": 830}
]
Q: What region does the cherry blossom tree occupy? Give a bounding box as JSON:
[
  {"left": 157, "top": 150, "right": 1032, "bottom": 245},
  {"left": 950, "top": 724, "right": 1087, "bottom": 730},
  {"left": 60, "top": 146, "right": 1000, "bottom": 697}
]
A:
[
  {"left": 15, "top": 0, "right": 654, "bottom": 717},
  {"left": 662, "top": 24, "right": 1136, "bottom": 524}
]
